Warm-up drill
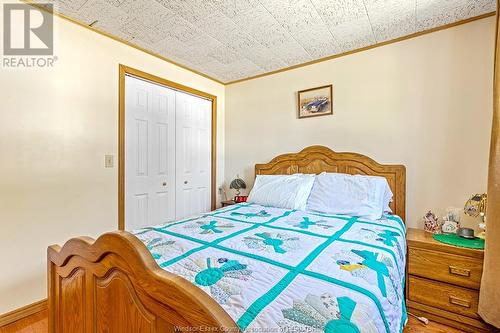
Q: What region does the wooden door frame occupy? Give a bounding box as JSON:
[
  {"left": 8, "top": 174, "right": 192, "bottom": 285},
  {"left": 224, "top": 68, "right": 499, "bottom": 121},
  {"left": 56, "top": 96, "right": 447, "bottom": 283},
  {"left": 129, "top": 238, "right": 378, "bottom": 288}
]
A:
[{"left": 118, "top": 64, "right": 217, "bottom": 230}]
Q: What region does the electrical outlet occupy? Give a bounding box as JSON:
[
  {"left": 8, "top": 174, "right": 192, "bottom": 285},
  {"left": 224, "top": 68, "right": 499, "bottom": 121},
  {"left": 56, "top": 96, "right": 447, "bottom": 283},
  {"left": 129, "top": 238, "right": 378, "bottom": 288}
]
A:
[{"left": 105, "top": 155, "right": 114, "bottom": 168}]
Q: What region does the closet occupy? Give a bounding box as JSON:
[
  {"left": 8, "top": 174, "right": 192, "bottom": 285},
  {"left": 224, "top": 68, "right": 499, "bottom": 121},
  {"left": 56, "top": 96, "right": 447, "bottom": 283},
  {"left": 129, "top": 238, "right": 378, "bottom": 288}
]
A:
[{"left": 124, "top": 75, "right": 212, "bottom": 231}]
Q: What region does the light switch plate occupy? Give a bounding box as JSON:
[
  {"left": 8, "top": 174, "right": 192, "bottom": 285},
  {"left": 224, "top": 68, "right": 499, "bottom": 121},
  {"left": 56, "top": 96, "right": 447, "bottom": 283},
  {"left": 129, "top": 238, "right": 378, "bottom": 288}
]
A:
[{"left": 105, "top": 155, "right": 114, "bottom": 168}]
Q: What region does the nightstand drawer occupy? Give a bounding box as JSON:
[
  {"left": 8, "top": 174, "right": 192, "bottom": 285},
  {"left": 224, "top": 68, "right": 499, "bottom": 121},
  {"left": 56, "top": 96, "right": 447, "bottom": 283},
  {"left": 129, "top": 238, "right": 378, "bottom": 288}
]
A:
[
  {"left": 409, "top": 276, "right": 480, "bottom": 319},
  {"left": 408, "top": 247, "right": 483, "bottom": 289}
]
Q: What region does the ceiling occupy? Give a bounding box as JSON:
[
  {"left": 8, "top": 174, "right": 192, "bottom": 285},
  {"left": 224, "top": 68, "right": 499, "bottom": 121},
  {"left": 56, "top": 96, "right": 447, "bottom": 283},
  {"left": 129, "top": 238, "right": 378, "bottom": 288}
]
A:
[{"left": 36, "top": 0, "right": 496, "bottom": 83}]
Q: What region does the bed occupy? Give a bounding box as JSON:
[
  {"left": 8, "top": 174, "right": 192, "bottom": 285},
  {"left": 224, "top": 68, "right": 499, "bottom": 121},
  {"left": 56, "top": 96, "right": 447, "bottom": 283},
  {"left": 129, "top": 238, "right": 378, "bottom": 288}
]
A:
[{"left": 47, "top": 145, "right": 406, "bottom": 333}]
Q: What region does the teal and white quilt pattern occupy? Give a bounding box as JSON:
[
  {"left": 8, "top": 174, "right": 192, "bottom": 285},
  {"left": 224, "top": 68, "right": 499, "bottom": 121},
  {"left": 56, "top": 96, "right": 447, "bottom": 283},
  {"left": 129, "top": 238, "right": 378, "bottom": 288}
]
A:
[{"left": 133, "top": 203, "right": 407, "bottom": 333}]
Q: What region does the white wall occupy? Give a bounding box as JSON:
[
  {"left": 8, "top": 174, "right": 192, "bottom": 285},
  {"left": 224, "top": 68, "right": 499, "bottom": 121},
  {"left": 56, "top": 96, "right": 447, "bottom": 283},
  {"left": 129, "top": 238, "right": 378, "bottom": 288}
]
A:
[
  {"left": 0, "top": 1, "right": 225, "bottom": 314},
  {"left": 225, "top": 17, "right": 495, "bottom": 229}
]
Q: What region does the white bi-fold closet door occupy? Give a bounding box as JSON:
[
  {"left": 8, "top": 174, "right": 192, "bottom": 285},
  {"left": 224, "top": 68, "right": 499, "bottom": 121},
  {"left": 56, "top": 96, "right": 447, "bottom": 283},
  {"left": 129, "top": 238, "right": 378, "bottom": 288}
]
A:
[{"left": 125, "top": 75, "right": 212, "bottom": 231}]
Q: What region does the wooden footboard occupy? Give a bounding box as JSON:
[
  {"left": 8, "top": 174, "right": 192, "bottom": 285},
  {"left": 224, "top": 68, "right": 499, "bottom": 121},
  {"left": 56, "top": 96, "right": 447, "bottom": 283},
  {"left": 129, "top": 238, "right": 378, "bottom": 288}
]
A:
[{"left": 47, "top": 231, "right": 239, "bottom": 333}]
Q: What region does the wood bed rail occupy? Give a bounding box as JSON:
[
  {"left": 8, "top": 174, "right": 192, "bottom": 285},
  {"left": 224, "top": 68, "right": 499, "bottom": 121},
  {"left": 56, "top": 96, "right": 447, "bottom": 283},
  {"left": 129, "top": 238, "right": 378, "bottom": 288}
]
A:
[{"left": 47, "top": 231, "right": 239, "bottom": 332}]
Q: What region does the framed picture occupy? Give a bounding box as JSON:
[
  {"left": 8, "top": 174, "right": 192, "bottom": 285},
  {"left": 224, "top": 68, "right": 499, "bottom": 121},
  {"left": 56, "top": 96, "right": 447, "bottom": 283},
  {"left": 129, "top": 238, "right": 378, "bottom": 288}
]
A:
[{"left": 297, "top": 85, "right": 333, "bottom": 119}]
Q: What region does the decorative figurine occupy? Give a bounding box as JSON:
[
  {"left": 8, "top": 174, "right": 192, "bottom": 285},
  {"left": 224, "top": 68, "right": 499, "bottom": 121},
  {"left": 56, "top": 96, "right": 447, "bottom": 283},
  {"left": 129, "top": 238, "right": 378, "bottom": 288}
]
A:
[
  {"left": 423, "top": 211, "right": 441, "bottom": 234},
  {"left": 442, "top": 207, "right": 460, "bottom": 234},
  {"left": 442, "top": 220, "right": 459, "bottom": 234}
]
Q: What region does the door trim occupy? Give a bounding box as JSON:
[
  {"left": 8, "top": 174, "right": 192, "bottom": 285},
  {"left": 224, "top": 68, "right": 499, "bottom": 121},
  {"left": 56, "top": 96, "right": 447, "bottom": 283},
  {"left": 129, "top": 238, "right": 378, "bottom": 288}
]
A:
[{"left": 118, "top": 64, "right": 217, "bottom": 230}]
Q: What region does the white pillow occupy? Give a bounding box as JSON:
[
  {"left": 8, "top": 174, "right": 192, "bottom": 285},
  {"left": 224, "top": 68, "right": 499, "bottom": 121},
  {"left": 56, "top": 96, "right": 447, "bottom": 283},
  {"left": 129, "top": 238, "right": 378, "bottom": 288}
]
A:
[
  {"left": 247, "top": 174, "right": 315, "bottom": 210},
  {"left": 306, "top": 172, "right": 393, "bottom": 220},
  {"left": 383, "top": 186, "right": 393, "bottom": 213}
]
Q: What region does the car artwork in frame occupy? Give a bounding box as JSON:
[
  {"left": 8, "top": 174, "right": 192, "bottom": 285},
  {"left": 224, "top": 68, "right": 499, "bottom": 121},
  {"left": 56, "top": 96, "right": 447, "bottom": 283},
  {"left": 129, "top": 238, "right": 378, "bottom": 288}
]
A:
[{"left": 297, "top": 85, "right": 333, "bottom": 119}]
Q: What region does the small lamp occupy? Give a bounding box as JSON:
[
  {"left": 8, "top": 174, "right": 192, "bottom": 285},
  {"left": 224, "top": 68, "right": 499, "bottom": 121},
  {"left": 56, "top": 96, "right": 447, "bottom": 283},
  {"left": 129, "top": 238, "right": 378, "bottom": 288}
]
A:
[
  {"left": 229, "top": 175, "right": 246, "bottom": 198},
  {"left": 464, "top": 193, "right": 487, "bottom": 239}
]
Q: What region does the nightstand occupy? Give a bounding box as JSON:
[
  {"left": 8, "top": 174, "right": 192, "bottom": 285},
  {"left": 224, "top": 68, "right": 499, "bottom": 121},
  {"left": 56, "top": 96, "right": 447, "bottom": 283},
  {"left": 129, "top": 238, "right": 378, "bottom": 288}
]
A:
[
  {"left": 406, "top": 228, "right": 493, "bottom": 332},
  {"left": 221, "top": 200, "right": 236, "bottom": 207}
]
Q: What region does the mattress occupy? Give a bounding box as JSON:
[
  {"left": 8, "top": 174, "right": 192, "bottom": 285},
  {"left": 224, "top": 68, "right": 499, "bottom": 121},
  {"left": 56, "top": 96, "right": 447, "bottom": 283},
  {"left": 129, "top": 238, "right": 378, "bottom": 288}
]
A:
[{"left": 133, "top": 203, "right": 407, "bottom": 333}]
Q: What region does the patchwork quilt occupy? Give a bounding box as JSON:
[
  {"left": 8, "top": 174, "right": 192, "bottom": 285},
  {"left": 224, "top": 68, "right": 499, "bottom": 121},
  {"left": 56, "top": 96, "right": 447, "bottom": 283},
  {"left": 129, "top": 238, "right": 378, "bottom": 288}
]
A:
[{"left": 133, "top": 203, "right": 407, "bottom": 333}]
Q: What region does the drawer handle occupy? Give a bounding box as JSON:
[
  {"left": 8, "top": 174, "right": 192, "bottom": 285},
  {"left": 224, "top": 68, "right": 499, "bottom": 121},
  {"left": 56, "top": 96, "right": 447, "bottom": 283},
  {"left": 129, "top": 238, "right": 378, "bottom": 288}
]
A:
[
  {"left": 449, "top": 295, "right": 471, "bottom": 308},
  {"left": 449, "top": 266, "right": 470, "bottom": 277}
]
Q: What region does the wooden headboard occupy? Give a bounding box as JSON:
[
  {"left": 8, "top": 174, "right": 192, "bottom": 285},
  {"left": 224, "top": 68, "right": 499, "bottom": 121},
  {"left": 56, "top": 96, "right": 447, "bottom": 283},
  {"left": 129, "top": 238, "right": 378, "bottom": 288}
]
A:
[{"left": 255, "top": 145, "right": 406, "bottom": 221}]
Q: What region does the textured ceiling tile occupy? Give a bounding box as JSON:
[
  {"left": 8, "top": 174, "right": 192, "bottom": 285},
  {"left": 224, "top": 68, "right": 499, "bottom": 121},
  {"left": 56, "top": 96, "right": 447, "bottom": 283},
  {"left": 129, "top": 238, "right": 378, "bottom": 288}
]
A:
[
  {"left": 267, "top": 39, "right": 311, "bottom": 66},
  {"left": 118, "top": 19, "right": 164, "bottom": 45},
  {"left": 155, "top": 0, "right": 217, "bottom": 24},
  {"left": 196, "top": 13, "right": 239, "bottom": 41},
  {"left": 372, "top": 14, "right": 416, "bottom": 42},
  {"left": 230, "top": 5, "right": 285, "bottom": 43},
  {"left": 262, "top": 0, "right": 327, "bottom": 33},
  {"left": 157, "top": 39, "right": 205, "bottom": 66},
  {"left": 191, "top": 19, "right": 275, "bottom": 70},
  {"left": 193, "top": 13, "right": 285, "bottom": 70},
  {"left": 33, "top": 0, "right": 87, "bottom": 13},
  {"left": 206, "top": 0, "right": 261, "bottom": 19},
  {"left": 232, "top": 5, "right": 311, "bottom": 65},
  {"left": 111, "top": 0, "right": 174, "bottom": 27},
  {"left": 163, "top": 47, "right": 209, "bottom": 67},
  {"left": 209, "top": 58, "right": 260, "bottom": 73},
  {"left": 155, "top": 16, "right": 202, "bottom": 43},
  {"left": 310, "top": 0, "right": 376, "bottom": 52},
  {"left": 310, "top": 0, "right": 368, "bottom": 27},
  {"left": 132, "top": 37, "right": 159, "bottom": 54},
  {"left": 46, "top": 0, "right": 497, "bottom": 82},
  {"left": 197, "top": 58, "right": 263, "bottom": 82},
  {"left": 184, "top": 35, "right": 242, "bottom": 65},
  {"left": 184, "top": 0, "right": 219, "bottom": 21},
  {"left": 104, "top": 0, "right": 125, "bottom": 6},
  {"left": 221, "top": 61, "right": 263, "bottom": 81},
  {"left": 222, "top": 30, "right": 288, "bottom": 70},
  {"left": 71, "top": 0, "right": 131, "bottom": 26},
  {"left": 99, "top": 23, "right": 135, "bottom": 42},
  {"left": 328, "top": 17, "right": 376, "bottom": 52},
  {"left": 30, "top": 0, "right": 75, "bottom": 19},
  {"left": 207, "top": 46, "right": 241, "bottom": 65},
  {"left": 154, "top": 35, "right": 189, "bottom": 55},
  {"left": 289, "top": 27, "right": 343, "bottom": 58},
  {"left": 261, "top": 0, "right": 340, "bottom": 58},
  {"left": 417, "top": 0, "right": 495, "bottom": 30},
  {"left": 158, "top": 52, "right": 198, "bottom": 70},
  {"left": 365, "top": 0, "right": 416, "bottom": 42},
  {"left": 157, "top": 35, "right": 238, "bottom": 71}
]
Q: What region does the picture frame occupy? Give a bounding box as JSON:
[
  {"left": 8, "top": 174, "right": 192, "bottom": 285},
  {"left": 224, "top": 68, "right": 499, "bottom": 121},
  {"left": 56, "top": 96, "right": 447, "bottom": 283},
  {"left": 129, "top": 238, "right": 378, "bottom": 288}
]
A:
[{"left": 297, "top": 84, "right": 333, "bottom": 119}]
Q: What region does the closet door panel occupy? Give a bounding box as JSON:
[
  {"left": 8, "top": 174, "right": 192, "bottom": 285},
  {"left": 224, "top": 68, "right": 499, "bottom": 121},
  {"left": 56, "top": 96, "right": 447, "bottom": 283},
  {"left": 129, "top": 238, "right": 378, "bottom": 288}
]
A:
[
  {"left": 125, "top": 76, "right": 176, "bottom": 230},
  {"left": 175, "top": 92, "right": 211, "bottom": 219},
  {"left": 150, "top": 84, "right": 176, "bottom": 225},
  {"left": 125, "top": 77, "right": 152, "bottom": 231},
  {"left": 196, "top": 98, "right": 212, "bottom": 214}
]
